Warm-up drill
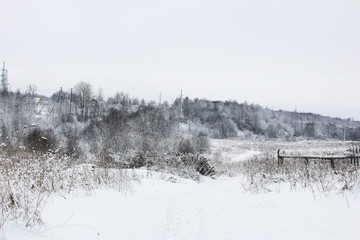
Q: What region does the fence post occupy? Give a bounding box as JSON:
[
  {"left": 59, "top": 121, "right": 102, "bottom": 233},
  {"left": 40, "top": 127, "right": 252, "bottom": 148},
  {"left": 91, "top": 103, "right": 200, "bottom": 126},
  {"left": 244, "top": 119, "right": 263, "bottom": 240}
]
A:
[
  {"left": 277, "top": 149, "right": 283, "bottom": 166},
  {"left": 330, "top": 159, "right": 335, "bottom": 169}
]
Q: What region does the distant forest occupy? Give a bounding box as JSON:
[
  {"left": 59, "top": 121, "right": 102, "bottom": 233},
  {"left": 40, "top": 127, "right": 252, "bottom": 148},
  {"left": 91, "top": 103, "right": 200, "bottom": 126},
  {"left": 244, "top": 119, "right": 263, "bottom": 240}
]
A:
[{"left": 1, "top": 82, "right": 360, "bottom": 160}]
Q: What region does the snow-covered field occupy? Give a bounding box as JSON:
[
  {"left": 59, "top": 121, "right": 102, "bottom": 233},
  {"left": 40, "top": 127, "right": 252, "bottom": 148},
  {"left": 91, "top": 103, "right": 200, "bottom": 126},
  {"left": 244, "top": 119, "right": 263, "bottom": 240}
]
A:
[
  {"left": 1, "top": 139, "right": 360, "bottom": 240},
  {"left": 3, "top": 173, "right": 359, "bottom": 240},
  {"left": 205, "top": 138, "right": 352, "bottom": 163}
]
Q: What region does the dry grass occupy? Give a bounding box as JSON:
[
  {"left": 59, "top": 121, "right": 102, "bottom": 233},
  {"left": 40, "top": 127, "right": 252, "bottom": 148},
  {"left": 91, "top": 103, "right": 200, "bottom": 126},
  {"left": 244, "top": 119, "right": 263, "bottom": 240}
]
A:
[
  {"left": 209, "top": 139, "right": 360, "bottom": 194},
  {"left": 0, "top": 151, "right": 134, "bottom": 229}
]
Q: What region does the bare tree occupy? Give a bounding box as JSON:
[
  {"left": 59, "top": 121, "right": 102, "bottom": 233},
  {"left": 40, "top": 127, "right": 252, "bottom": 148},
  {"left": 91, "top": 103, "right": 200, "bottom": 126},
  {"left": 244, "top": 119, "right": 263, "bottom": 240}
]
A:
[
  {"left": 74, "top": 81, "right": 93, "bottom": 120},
  {"left": 97, "top": 88, "right": 104, "bottom": 102},
  {"left": 26, "top": 84, "right": 37, "bottom": 97}
]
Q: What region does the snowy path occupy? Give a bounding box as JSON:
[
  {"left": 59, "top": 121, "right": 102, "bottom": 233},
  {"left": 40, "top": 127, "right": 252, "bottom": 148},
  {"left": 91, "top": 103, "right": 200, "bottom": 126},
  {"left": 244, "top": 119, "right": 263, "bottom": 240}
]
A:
[
  {"left": 163, "top": 178, "right": 358, "bottom": 240},
  {"left": 2, "top": 174, "right": 360, "bottom": 240}
]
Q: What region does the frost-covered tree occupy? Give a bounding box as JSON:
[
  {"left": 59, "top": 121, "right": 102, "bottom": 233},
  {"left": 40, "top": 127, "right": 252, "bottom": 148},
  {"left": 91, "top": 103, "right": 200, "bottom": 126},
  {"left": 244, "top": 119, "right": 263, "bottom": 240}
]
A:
[{"left": 74, "top": 81, "right": 93, "bottom": 120}]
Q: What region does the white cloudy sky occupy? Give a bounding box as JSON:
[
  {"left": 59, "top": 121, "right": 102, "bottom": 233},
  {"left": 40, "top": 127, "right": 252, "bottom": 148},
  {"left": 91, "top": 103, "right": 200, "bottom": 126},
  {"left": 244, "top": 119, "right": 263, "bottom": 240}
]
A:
[{"left": 1, "top": 0, "right": 359, "bottom": 120}]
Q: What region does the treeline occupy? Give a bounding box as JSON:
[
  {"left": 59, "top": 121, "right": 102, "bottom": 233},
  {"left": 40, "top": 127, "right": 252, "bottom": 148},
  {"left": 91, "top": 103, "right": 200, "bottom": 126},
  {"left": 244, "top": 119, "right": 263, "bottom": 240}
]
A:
[
  {"left": 0, "top": 87, "right": 209, "bottom": 165},
  {"left": 179, "top": 98, "right": 360, "bottom": 140},
  {"left": 1, "top": 83, "right": 360, "bottom": 161}
]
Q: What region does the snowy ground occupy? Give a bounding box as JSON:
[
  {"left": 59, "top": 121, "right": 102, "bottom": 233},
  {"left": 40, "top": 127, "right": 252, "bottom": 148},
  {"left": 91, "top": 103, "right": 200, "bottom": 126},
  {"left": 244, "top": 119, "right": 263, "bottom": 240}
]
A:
[
  {"left": 2, "top": 171, "right": 360, "bottom": 240},
  {"left": 1, "top": 139, "right": 360, "bottom": 240}
]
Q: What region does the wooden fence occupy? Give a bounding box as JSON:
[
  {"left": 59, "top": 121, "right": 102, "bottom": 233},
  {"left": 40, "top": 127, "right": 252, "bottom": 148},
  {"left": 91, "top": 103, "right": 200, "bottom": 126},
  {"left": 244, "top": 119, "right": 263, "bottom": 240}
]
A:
[
  {"left": 349, "top": 145, "right": 360, "bottom": 166},
  {"left": 277, "top": 145, "right": 360, "bottom": 168}
]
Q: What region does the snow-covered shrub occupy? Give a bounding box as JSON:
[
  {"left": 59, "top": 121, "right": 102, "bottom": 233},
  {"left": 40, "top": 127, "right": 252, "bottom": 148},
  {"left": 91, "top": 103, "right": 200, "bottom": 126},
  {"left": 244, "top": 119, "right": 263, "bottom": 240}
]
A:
[
  {"left": 177, "top": 135, "right": 210, "bottom": 154},
  {"left": 178, "top": 138, "right": 195, "bottom": 154},
  {"left": 191, "top": 134, "right": 210, "bottom": 153},
  {"left": 0, "top": 151, "right": 134, "bottom": 229},
  {"left": 149, "top": 153, "right": 215, "bottom": 180},
  {"left": 23, "top": 128, "right": 57, "bottom": 153}
]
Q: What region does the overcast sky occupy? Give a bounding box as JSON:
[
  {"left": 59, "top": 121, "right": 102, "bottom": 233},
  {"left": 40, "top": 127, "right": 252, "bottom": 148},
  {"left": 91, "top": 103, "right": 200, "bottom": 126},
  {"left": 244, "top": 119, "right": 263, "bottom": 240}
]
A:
[{"left": 1, "top": 0, "right": 359, "bottom": 120}]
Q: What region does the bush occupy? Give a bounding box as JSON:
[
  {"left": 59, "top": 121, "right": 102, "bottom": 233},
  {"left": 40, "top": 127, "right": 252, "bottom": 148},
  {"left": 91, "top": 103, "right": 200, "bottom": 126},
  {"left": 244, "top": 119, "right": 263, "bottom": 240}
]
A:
[
  {"left": 150, "top": 153, "right": 215, "bottom": 179},
  {"left": 178, "top": 139, "right": 194, "bottom": 154},
  {"left": 192, "top": 133, "right": 210, "bottom": 153},
  {"left": 178, "top": 134, "right": 210, "bottom": 154},
  {"left": 24, "top": 128, "right": 57, "bottom": 153}
]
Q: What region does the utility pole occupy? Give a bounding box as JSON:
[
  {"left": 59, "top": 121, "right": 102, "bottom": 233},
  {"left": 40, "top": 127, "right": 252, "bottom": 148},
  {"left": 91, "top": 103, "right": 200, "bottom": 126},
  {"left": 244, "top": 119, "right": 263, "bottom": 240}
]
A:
[
  {"left": 179, "top": 90, "right": 183, "bottom": 120},
  {"left": 50, "top": 87, "right": 62, "bottom": 114},
  {"left": 59, "top": 87, "right": 63, "bottom": 116},
  {"left": 69, "top": 88, "right": 73, "bottom": 115},
  {"left": 6, "top": 70, "right": 8, "bottom": 90},
  {"left": 159, "top": 92, "right": 162, "bottom": 105}
]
